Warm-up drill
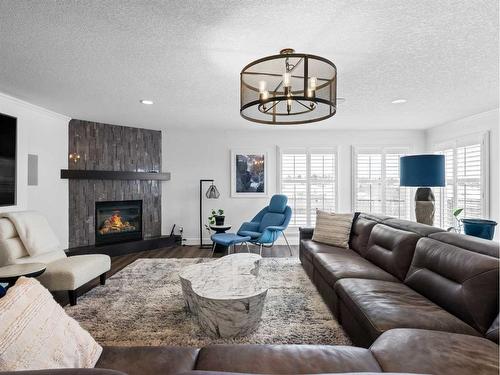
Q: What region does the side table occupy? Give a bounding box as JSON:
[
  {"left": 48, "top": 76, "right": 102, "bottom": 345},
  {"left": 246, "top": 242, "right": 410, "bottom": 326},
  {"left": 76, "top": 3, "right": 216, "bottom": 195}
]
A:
[
  {"left": 0, "top": 263, "right": 47, "bottom": 289},
  {"left": 209, "top": 224, "right": 232, "bottom": 253}
]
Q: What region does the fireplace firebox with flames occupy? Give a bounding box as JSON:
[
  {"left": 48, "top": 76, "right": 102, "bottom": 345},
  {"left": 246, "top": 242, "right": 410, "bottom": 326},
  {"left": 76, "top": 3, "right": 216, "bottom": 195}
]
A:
[{"left": 95, "top": 200, "right": 143, "bottom": 245}]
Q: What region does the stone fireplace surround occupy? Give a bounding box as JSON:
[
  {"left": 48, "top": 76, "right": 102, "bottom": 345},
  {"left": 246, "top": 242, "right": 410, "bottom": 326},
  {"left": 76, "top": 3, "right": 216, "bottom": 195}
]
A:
[{"left": 68, "top": 119, "right": 162, "bottom": 248}]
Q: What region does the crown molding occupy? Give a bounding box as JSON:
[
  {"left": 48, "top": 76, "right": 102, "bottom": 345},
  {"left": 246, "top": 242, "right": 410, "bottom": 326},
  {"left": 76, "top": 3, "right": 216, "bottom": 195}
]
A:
[{"left": 0, "top": 91, "right": 71, "bottom": 122}]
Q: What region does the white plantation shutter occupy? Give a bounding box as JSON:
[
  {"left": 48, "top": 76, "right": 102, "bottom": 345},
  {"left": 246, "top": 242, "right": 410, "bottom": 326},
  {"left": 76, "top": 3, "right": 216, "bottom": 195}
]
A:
[
  {"left": 281, "top": 153, "right": 307, "bottom": 226},
  {"left": 310, "top": 153, "right": 336, "bottom": 226},
  {"left": 353, "top": 147, "right": 410, "bottom": 219},
  {"left": 433, "top": 132, "right": 488, "bottom": 230},
  {"left": 434, "top": 148, "right": 455, "bottom": 228},
  {"left": 280, "top": 149, "right": 337, "bottom": 227},
  {"left": 355, "top": 153, "right": 382, "bottom": 213},
  {"left": 457, "top": 143, "right": 482, "bottom": 218},
  {"left": 385, "top": 152, "right": 411, "bottom": 219}
]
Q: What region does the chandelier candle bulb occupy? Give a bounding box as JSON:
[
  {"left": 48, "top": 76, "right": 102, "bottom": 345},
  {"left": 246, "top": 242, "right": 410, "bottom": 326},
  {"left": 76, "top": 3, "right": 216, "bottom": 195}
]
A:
[
  {"left": 259, "top": 90, "right": 269, "bottom": 102},
  {"left": 259, "top": 81, "right": 267, "bottom": 93},
  {"left": 309, "top": 77, "right": 317, "bottom": 90},
  {"left": 283, "top": 72, "right": 291, "bottom": 87}
]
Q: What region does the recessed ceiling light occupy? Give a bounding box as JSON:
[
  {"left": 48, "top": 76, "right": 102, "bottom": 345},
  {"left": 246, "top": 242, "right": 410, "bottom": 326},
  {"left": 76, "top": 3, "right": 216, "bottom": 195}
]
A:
[
  {"left": 140, "top": 99, "right": 154, "bottom": 105},
  {"left": 391, "top": 99, "right": 407, "bottom": 104}
]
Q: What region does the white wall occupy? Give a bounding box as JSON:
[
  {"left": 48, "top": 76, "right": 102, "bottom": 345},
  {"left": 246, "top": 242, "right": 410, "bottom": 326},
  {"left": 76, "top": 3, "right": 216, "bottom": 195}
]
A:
[
  {"left": 162, "top": 129, "right": 426, "bottom": 244},
  {"left": 1, "top": 89, "right": 494, "bottom": 248},
  {"left": 425, "top": 109, "right": 500, "bottom": 239},
  {"left": 0, "top": 93, "right": 70, "bottom": 247}
]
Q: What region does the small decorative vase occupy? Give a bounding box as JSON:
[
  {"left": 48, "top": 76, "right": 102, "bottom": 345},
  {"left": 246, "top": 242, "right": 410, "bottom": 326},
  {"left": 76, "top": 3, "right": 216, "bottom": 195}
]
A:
[{"left": 214, "top": 215, "right": 225, "bottom": 226}]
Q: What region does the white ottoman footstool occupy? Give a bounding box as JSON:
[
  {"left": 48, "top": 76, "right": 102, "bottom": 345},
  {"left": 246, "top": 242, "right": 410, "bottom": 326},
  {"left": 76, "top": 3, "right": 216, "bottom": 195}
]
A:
[{"left": 37, "top": 254, "right": 111, "bottom": 305}]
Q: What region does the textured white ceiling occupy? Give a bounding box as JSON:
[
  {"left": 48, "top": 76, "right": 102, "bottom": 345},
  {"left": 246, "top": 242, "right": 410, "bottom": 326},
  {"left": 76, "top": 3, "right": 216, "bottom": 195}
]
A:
[{"left": 0, "top": 0, "right": 498, "bottom": 130}]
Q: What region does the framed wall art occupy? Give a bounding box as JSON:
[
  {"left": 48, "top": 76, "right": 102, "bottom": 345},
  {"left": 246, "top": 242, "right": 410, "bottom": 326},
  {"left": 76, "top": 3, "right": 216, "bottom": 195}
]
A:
[{"left": 231, "top": 150, "right": 268, "bottom": 197}]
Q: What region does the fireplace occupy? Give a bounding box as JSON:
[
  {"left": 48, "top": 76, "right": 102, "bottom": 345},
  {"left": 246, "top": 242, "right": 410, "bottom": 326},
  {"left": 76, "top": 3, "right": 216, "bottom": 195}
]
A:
[{"left": 95, "top": 200, "right": 143, "bottom": 245}]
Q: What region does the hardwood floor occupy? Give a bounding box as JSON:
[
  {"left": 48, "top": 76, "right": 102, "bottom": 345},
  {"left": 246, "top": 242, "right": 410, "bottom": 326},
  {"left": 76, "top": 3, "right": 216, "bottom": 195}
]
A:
[{"left": 55, "top": 244, "right": 298, "bottom": 306}]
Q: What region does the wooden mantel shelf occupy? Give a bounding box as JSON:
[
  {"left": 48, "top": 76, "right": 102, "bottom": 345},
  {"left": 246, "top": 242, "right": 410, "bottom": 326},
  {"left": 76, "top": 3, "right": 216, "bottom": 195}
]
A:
[{"left": 60, "top": 169, "right": 171, "bottom": 181}]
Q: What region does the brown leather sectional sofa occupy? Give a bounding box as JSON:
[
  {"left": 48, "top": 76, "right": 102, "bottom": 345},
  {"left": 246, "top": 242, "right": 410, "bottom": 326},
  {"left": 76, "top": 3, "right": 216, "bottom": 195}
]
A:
[
  {"left": 3, "top": 330, "right": 499, "bottom": 375},
  {"left": 299, "top": 213, "right": 499, "bottom": 348},
  {"left": 3, "top": 213, "right": 499, "bottom": 375}
]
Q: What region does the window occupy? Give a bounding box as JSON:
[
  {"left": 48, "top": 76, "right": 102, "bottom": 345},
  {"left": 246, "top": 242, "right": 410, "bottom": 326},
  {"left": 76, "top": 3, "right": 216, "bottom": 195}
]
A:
[
  {"left": 279, "top": 148, "right": 337, "bottom": 227},
  {"left": 433, "top": 132, "right": 488, "bottom": 229},
  {"left": 433, "top": 148, "right": 455, "bottom": 229},
  {"left": 353, "top": 146, "right": 411, "bottom": 219}
]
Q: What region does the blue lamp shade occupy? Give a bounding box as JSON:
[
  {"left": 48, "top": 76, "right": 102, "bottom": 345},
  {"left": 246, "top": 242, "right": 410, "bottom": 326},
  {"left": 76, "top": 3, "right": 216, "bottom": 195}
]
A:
[{"left": 400, "top": 154, "right": 445, "bottom": 187}]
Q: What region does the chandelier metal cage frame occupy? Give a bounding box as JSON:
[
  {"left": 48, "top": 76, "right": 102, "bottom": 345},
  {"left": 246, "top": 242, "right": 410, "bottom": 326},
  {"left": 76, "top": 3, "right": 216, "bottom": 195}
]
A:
[{"left": 240, "top": 49, "right": 337, "bottom": 125}]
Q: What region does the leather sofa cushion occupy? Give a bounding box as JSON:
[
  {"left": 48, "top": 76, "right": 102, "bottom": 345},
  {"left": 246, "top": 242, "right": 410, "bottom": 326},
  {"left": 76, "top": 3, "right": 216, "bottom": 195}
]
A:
[
  {"left": 370, "top": 328, "right": 500, "bottom": 375},
  {"left": 382, "top": 218, "right": 444, "bottom": 237},
  {"left": 364, "top": 225, "right": 420, "bottom": 281},
  {"left": 96, "top": 346, "right": 200, "bottom": 375},
  {"left": 300, "top": 239, "right": 343, "bottom": 262},
  {"left": 336, "top": 279, "right": 480, "bottom": 342},
  {"left": 349, "top": 215, "right": 378, "bottom": 257},
  {"left": 405, "top": 237, "right": 499, "bottom": 334},
  {"left": 429, "top": 231, "right": 499, "bottom": 258},
  {"left": 314, "top": 251, "right": 398, "bottom": 288},
  {"left": 195, "top": 344, "right": 382, "bottom": 374},
  {"left": 358, "top": 213, "right": 392, "bottom": 222}
]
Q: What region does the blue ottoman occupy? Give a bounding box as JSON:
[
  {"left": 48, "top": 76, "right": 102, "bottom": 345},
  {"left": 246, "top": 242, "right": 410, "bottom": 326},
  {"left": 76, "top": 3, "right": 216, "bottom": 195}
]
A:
[{"left": 210, "top": 233, "right": 251, "bottom": 257}]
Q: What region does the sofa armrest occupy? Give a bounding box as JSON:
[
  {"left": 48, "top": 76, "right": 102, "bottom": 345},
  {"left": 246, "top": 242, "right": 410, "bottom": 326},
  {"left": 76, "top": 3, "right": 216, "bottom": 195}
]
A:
[{"left": 299, "top": 227, "right": 315, "bottom": 241}]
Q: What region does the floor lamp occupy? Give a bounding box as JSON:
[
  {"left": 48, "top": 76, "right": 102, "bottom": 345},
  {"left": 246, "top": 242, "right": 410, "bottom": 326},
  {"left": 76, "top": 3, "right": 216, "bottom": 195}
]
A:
[{"left": 199, "top": 179, "right": 220, "bottom": 248}]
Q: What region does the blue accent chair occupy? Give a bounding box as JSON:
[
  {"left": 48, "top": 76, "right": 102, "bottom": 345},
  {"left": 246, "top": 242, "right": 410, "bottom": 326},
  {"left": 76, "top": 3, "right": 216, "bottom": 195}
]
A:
[{"left": 237, "top": 194, "right": 293, "bottom": 256}]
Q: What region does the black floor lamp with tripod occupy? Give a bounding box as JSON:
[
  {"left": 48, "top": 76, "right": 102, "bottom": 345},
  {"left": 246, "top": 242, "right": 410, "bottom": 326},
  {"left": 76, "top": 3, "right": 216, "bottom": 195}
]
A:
[{"left": 199, "top": 179, "right": 220, "bottom": 248}]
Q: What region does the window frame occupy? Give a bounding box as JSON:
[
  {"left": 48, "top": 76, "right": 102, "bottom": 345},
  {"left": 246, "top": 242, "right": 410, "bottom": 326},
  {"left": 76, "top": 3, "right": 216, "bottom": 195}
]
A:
[
  {"left": 277, "top": 146, "right": 338, "bottom": 227},
  {"left": 431, "top": 131, "right": 490, "bottom": 228},
  {"left": 351, "top": 145, "right": 412, "bottom": 219}
]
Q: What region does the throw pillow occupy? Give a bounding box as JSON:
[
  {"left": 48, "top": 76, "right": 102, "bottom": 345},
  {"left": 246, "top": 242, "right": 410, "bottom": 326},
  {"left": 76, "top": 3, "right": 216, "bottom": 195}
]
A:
[
  {"left": 0, "top": 277, "right": 102, "bottom": 371},
  {"left": 312, "top": 210, "right": 354, "bottom": 248}
]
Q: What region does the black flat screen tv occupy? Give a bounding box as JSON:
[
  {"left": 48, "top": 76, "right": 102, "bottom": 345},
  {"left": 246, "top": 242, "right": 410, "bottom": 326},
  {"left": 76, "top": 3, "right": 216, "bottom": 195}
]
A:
[{"left": 0, "top": 113, "right": 16, "bottom": 206}]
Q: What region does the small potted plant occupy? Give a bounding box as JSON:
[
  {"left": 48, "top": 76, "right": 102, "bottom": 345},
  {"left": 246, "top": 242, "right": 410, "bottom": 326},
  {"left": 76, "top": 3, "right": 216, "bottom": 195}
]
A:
[
  {"left": 209, "top": 209, "right": 225, "bottom": 226},
  {"left": 446, "top": 208, "right": 463, "bottom": 233}
]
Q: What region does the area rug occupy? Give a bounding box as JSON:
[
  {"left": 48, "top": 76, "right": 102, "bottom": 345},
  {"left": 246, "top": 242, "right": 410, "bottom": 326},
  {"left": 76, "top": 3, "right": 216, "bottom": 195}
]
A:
[{"left": 65, "top": 257, "right": 350, "bottom": 347}]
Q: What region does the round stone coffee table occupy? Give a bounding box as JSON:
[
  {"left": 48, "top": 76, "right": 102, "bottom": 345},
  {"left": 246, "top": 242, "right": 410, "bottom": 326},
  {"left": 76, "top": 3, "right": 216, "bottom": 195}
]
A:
[{"left": 179, "top": 253, "right": 267, "bottom": 338}]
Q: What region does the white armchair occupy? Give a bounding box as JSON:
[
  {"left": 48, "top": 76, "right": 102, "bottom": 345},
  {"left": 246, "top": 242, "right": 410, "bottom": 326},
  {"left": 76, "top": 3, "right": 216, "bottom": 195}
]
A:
[{"left": 0, "top": 214, "right": 110, "bottom": 305}]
